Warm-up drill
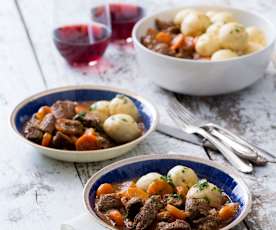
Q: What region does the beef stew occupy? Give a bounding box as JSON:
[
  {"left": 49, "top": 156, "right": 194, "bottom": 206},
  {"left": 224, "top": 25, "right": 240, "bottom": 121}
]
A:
[
  {"left": 22, "top": 95, "right": 144, "bottom": 151},
  {"left": 94, "top": 165, "right": 239, "bottom": 230}
]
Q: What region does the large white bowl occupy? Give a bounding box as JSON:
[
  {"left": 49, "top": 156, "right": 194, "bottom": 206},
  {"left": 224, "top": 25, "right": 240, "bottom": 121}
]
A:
[
  {"left": 10, "top": 85, "right": 158, "bottom": 162},
  {"left": 133, "top": 6, "right": 276, "bottom": 95}
]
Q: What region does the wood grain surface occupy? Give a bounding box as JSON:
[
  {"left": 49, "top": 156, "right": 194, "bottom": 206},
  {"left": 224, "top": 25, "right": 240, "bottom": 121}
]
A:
[{"left": 1, "top": 0, "right": 276, "bottom": 229}]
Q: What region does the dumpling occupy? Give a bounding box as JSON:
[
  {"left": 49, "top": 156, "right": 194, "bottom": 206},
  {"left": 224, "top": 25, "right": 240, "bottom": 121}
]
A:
[
  {"left": 211, "top": 11, "right": 236, "bottom": 24},
  {"left": 246, "top": 26, "right": 266, "bottom": 46},
  {"left": 109, "top": 95, "right": 139, "bottom": 121},
  {"left": 174, "top": 9, "right": 196, "bottom": 25},
  {"left": 245, "top": 42, "right": 263, "bottom": 54},
  {"left": 206, "top": 22, "right": 224, "bottom": 36},
  {"left": 219, "top": 23, "right": 248, "bottom": 51},
  {"left": 103, "top": 114, "right": 142, "bottom": 143},
  {"left": 206, "top": 11, "right": 217, "bottom": 18},
  {"left": 211, "top": 49, "right": 238, "bottom": 61},
  {"left": 181, "top": 11, "right": 211, "bottom": 36},
  {"left": 167, "top": 165, "right": 198, "bottom": 188},
  {"left": 186, "top": 179, "right": 223, "bottom": 208},
  {"left": 136, "top": 172, "right": 162, "bottom": 191},
  {"left": 195, "top": 33, "right": 220, "bottom": 56},
  {"left": 90, "top": 100, "right": 110, "bottom": 123}
]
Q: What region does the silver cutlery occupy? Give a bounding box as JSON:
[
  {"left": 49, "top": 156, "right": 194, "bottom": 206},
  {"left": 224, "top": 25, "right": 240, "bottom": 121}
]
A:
[
  {"left": 168, "top": 99, "right": 253, "bottom": 173},
  {"left": 157, "top": 123, "right": 269, "bottom": 165},
  {"left": 170, "top": 97, "right": 274, "bottom": 161}
]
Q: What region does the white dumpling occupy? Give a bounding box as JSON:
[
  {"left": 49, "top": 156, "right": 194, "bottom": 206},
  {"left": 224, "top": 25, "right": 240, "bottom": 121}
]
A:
[
  {"left": 206, "top": 22, "right": 224, "bottom": 36},
  {"left": 174, "top": 9, "right": 195, "bottom": 25},
  {"left": 167, "top": 165, "right": 198, "bottom": 188},
  {"left": 245, "top": 42, "right": 263, "bottom": 54},
  {"left": 206, "top": 11, "right": 217, "bottom": 18},
  {"left": 90, "top": 100, "right": 110, "bottom": 123},
  {"left": 136, "top": 172, "right": 162, "bottom": 191},
  {"left": 219, "top": 23, "right": 248, "bottom": 51},
  {"left": 103, "top": 114, "right": 141, "bottom": 143},
  {"left": 186, "top": 179, "right": 223, "bottom": 208},
  {"left": 211, "top": 49, "right": 238, "bottom": 61},
  {"left": 109, "top": 95, "right": 139, "bottom": 121},
  {"left": 211, "top": 11, "right": 236, "bottom": 24},
  {"left": 195, "top": 33, "right": 220, "bottom": 56},
  {"left": 246, "top": 26, "right": 266, "bottom": 46},
  {"left": 181, "top": 12, "right": 211, "bottom": 36}
]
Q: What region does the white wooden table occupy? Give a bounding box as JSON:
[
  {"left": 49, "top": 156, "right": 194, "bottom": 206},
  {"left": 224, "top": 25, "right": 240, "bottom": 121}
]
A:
[{"left": 1, "top": 0, "right": 276, "bottom": 229}]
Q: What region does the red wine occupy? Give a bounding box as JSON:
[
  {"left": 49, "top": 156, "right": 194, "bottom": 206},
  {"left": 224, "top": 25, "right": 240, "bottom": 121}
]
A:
[
  {"left": 91, "top": 3, "right": 144, "bottom": 41},
  {"left": 110, "top": 3, "right": 144, "bottom": 40},
  {"left": 53, "top": 24, "right": 111, "bottom": 65}
]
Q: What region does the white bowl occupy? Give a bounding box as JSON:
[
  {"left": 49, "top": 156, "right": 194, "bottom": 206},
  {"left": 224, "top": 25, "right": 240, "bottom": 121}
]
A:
[
  {"left": 10, "top": 85, "right": 158, "bottom": 162},
  {"left": 133, "top": 6, "right": 276, "bottom": 95}
]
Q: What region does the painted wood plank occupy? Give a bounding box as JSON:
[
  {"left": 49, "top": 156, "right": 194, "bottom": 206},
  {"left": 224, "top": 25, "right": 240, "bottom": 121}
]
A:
[{"left": 0, "top": 1, "right": 84, "bottom": 230}]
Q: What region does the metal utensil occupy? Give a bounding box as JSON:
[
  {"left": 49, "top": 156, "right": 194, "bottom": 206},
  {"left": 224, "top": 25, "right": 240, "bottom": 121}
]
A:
[
  {"left": 168, "top": 100, "right": 253, "bottom": 173},
  {"left": 171, "top": 97, "right": 258, "bottom": 160},
  {"left": 157, "top": 123, "right": 269, "bottom": 165}
]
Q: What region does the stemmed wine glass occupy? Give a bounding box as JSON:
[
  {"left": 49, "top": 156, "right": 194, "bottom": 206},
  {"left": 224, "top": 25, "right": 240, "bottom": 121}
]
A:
[{"left": 53, "top": 0, "right": 111, "bottom": 66}]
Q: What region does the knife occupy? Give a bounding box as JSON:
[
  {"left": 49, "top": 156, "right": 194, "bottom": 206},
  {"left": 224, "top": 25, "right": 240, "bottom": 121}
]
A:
[
  {"left": 156, "top": 123, "right": 268, "bottom": 165},
  {"left": 156, "top": 123, "right": 215, "bottom": 149}
]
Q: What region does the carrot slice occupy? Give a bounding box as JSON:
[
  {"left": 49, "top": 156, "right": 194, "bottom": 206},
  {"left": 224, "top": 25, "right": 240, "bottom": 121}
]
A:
[
  {"left": 74, "top": 104, "right": 90, "bottom": 114},
  {"left": 36, "top": 106, "right": 52, "bottom": 120},
  {"left": 41, "top": 132, "right": 52, "bottom": 147},
  {"left": 155, "top": 32, "right": 172, "bottom": 44},
  {"left": 96, "top": 183, "right": 114, "bottom": 196},
  {"left": 147, "top": 179, "right": 173, "bottom": 196},
  {"left": 171, "top": 34, "right": 185, "bottom": 50},
  {"left": 127, "top": 187, "right": 149, "bottom": 200},
  {"left": 166, "top": 204, "right": 189, "bottom": 220},
  {"left": 176, "top": 185, "right": 189, "bottom": 197},
  {"left": 108, "top": 210, "right": 124, "bottom": 226},
  {"left": 75, "top": 134, "right": 98, "bottom": 151},
  {"left": 218, "top": 203, "right": 239, "bottom": 221}
]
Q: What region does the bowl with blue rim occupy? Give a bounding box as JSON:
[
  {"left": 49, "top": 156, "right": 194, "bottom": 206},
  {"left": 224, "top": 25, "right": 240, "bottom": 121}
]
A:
[
  {"left": 10, "top": 85, "right": 158, "bottom": 162},
  {"left": 84, "top": 154, "right": 252, "bottom": 230}
]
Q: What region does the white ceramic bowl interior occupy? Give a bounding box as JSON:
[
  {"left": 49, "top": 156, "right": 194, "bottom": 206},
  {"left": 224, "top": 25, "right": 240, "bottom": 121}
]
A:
[
  {"left": 133, "top": 5, "right": 276, "bottom": 95},
  {"left": 10, "top": 85, "right": 158, "bottom": 162}
]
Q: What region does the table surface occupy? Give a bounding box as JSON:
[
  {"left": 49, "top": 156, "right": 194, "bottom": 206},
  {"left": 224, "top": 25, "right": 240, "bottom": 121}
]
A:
[{"left": 1, "top": 0, "right": 276, "bottom": 229}]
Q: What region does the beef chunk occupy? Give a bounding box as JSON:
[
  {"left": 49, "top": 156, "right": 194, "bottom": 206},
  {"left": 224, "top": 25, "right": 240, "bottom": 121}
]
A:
[
  {"left": 39, "top": 113, "right": 56, "bottom": 134},
  {"left": 97, "top": 133, "right": 115, "bottom": 149},
  {"left": 55, "top": 118, "right": 84, "bottom": 136},
  {"left": 153, "top": 43, "right": 174, "bottom": 56},
  {"left": 185, "top": 198, "right": 212, "bottom": 220},
  {"left": 23, "top": 115, "right": 43, "bottom": 143},
  {"left": 96, "top": 193, "right": 123, "bottom": 212},
  {"left": 134, "top": 195, "right": 163, "bottom": 230},
  {"left": 163, "top": 194, "right": 184, "bottom": 208},
  {"left": 156, "top": 220, "right": 191, "bottom": 230},
  {"left": 52, "top": 131, "right": 75, "bottom": 149},
  {"left": 51, "top": 100, "right": 76, "bottom": 119},
  {"left": 24, "top": 126, "right": 43, "bottom": 143},
  {"left": 125, "top": 197, "right": 143, "bottom": 220},
  {"left": 83, "top": 112, "right": 100, "bottom": 130},
  {"left": 193, "top": 209, "right": 220, "bottom": 230},
  {"left": 155, "top": 19, "right": 174, "bottom": 30},
  {"left": 157, "top": 211, "right": 176, "bottom": 223}
]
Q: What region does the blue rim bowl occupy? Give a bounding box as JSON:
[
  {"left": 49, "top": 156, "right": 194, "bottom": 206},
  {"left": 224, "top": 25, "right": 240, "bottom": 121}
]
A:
[
  {"left": 84, "top": 154, "right": 252, "bottom": 230},
  {"left": 10, "top": 85, "right": 158, "bottom": 162}
]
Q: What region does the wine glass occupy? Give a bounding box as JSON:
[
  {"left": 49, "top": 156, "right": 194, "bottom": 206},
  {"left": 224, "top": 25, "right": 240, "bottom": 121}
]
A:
[
  {"left": 53, "top": 0, "right": 111, "bottom": 66},
  {"left": 107, "top": 0, "right": 145, "bottom": 43}
]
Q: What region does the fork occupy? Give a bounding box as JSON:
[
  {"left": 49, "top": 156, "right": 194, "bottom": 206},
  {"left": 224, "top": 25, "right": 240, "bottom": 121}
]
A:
[
  {"left": 171, "top": 97, "right": 276, "bottom": 163},
  {"left": 168, "top": 99, "right": 253, "bottom": 173}
]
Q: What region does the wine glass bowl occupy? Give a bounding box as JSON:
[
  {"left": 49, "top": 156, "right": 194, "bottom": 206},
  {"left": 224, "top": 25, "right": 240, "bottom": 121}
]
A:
[{"left": 52, "top": 0, "right": 111, "bottom": 66}]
